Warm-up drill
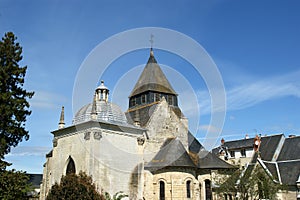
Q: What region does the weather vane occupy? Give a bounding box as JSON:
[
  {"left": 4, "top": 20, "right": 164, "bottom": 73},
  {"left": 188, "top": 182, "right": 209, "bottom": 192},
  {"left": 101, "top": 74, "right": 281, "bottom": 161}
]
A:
[{"left": 149, "top": 34, "right": 154, "bottom": 49}]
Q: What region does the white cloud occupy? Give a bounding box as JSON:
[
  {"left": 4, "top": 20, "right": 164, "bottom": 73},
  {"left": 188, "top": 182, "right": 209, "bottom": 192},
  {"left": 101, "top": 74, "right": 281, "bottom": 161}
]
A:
[
  {"left": 6, "top": 146, "right": 51, "bottom": 157},
  {"left": 30, "top": 91, "right": 68, "bottom": 109},
  {"left": 197, "top": 70, "right": 300, "bottom": 115},
  {"left": 198, "top": 124, "right": 221, "bottom": 133}
]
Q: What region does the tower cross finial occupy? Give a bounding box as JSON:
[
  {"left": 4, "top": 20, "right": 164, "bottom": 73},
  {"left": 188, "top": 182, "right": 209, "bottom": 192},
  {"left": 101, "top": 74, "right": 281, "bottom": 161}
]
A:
[{"left": 150, "top": 34, "right": 154, "bottom": 49}]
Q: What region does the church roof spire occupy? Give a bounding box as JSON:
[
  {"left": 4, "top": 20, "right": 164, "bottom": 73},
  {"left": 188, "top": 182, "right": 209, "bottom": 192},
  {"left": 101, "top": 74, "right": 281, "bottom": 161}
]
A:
[
  {"left": 91, "top": 94, "right": 97, "bottom": 120},
  {"left": 129, "top": 48, "right": 177, "bottom": 97},
  {"left": 58, "top": 106, "right": 65, "bottom": 129}
]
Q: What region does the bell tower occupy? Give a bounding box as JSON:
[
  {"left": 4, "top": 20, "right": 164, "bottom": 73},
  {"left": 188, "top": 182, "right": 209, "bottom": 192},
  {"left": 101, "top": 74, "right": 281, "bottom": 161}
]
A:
[{"left": 127, "top": 48, "right": 182, "bottom": 127}]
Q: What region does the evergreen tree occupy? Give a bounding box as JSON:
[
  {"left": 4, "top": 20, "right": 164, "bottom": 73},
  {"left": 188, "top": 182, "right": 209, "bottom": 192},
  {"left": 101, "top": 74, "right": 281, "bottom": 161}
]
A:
[
  {"left": 0, "top": 169, "right": 32, "bottom": 200},
  {"left": 0, "top": 32, "right": 34, "bottom": 167},
  {"left": 46, "top": 172, "right": 105, "bottom": 200},
  {"left": 0, "top": 32, "right": 34, "bottom": 199}
]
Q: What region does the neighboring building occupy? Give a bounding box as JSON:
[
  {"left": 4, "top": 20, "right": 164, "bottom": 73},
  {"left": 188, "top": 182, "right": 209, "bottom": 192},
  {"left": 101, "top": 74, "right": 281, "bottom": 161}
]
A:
[
  {"left": 40, "top": 49, "right": 235, "bottom": 200},
  {"left": 27, "top": 173, "right": 42, "bottom": 199},
  {"left": 213, "top": 134, "right": 300, "bottom": 199}
]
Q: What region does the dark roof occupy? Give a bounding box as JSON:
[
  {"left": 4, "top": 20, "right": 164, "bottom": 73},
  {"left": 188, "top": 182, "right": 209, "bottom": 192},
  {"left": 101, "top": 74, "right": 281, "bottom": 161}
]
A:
[
  {"left": 212, "top": 134, "right": 284, "bottom": 161},
  {"left": 129, "top": 49, "right": 177, "bottom": 97},
  {"left": 27, "top": 174, "right": 43, "bottom": 188},
  {"left": 145, "top": 137, "right": 196, "bottom": 171},
  {"left": 277, "top": 136, "right": 300, "bottom": 161},
  {"left": 278, "top": 161, "right": 300, "bottom": 185},
  {"left": 198, "top": 150, "right": 237, "bottom": 169},
  {"left": 218, "top": 134, "right": 300, "bottom": 186},
  {"left": 188, "top": 132, "right": 235, "bottom": 169},
  {"left": 260, "top": 134, "right": 283, "bottom": 161},
  {"left": 220, "top": 138, "right": 254, "bottom": 150},
  {"left": 262, "top": 161, "right": 279, "bottom": 182},
  {"left": 188, "top": 131, "right": 204, "bottom": 153},
  {"left": 126, "top": 103, "right": 158, "bottom": 127}
]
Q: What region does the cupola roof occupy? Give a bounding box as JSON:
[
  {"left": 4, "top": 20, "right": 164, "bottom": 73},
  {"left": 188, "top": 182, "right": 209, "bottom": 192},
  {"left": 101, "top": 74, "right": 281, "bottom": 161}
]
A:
[{"left": 73, "top": 81, "right": 127, "bottom": 125}]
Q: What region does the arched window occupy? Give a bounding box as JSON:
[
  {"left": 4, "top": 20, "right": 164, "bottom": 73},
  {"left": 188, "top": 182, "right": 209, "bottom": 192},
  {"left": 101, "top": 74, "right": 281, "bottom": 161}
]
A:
[
  {"left": 159, "top": 181, "right": 165, "bottom": 200},
  {"left": 186, "top": 180, "right": 191, "bottom": 198},
  {"left": 66, "top": 156, "right": 76, "bottom": 174},
  {"left": 205, "top": 179, "right": 212, "bottom": 200}
]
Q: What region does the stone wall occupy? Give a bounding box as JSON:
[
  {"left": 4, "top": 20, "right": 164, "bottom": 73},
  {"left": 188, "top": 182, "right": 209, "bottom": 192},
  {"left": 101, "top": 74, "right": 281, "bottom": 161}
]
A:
[
  {"left": 40, "top": 125, "right": 143, "bottom": 199},
  {"left": 144, "top": 169, "right": 200, "bottom": 200},
  {"left": 143, "top": 99, "right": 189, "bottom": 163}
]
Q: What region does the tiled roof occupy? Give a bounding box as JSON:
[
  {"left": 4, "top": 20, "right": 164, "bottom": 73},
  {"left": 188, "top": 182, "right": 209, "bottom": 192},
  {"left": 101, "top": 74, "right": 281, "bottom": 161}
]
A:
[
  {"left": 277, "top": 136, "right": 300, "bottom": 161},
  {"left": 129, "top": 49, "right": 177, "bottom": 97},
  {"left": 198, "top": 150, "right": 237, "bottom": 169},
  {"left": 278, "top": 161, "right": 300, "bottom": 185},
  {"left": 221, "top": 138, "right": 254, "bottom": 150},
  {"left": 188, "top": 132, "right": 235, "bottom": 169},
  {"left": 212, "top": 134, "right": 284, "bottom": 161},
  {"left": 145, "top": 137, "right": 196, "bottom": 171},
  {"left": 262, "top": 161, "right": 279, "bottom": 182},
  {"left": 188, "top": 131, "right": 204, "bottom": 153},
  {"left": 260, "top": 134, "right": 283, "bottom": 161},
  {"left": 73, "top": 101, "right": 128, "bottom": 125}
]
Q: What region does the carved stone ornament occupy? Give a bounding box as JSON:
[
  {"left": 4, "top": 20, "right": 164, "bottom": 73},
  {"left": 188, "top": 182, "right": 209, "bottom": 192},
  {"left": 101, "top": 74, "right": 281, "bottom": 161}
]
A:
[
  {"left": 84, "top": 131, "right": 91, "bottom": 140},
  {"left": 137, "top": 137, "right": 145, "bottom": 145},
  {"left": 53, "top": 138, "right": 58, "bottom": 147},
  {"left": 94, "top": 131, "right": 102, "bottom": 140}
]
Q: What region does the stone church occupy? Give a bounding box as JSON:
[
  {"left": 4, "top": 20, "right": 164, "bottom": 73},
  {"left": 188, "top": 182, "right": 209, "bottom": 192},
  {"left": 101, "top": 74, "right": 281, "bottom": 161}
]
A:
[{"left": 40, "top": 49, "right": 235, "bottom": 200}]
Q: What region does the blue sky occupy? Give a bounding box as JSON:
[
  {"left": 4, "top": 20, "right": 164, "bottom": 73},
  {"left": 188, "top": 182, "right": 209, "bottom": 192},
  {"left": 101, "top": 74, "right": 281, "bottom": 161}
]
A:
[{"left": 1, "top": 0, "right": 300, "bottom": 173}]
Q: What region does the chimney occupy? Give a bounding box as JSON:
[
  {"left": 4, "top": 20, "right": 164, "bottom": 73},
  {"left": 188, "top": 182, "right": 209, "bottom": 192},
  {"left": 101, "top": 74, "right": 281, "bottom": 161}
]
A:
[
  {"left": 221, "top": 138, "right": 225, "bottom": 145},
  {"left": 253, "top": 135, "right": 261, "bottom": 152}
]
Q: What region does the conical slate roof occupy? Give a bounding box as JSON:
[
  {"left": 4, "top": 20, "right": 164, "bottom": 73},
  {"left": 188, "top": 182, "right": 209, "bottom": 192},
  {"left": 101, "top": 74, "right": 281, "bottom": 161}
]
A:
[
  {"left": 145, "top": 137, "right": 196, "bottom": 171},
  {"left": 129, "top": 49, "right": 177, "bottom": 97}
]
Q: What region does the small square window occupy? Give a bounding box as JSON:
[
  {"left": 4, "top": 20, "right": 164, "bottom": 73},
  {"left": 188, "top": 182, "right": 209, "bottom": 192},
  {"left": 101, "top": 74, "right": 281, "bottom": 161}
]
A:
[{"left": 240, "top": 149, "right": 246, "bottom": 157}]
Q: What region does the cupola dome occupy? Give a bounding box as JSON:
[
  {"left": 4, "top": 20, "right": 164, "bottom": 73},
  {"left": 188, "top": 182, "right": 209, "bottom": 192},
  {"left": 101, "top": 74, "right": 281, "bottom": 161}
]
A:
[{"left": 73, "top": 81, "right": 127, "bottom": 125}]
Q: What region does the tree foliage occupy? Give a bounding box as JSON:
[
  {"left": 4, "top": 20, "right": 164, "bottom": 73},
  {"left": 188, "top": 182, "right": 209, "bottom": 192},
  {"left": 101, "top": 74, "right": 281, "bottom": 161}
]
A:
[
  {"left": 0, "top": 32, "right": 34, "bottom": 199},
  {"left": 104, "top": 191, "right": 128, "bottom": 200},
  {"left": 0, "top": 169, "right": 32, "bottom": 200},
  {"left": 0, "top": 32, "right": 34, "bottom": 166},
  {"left": 46, "top": 171, "right": 105, "bottom": 200},
  {"left": 215, "top": 165, "right": 282, "bottom": 200}
]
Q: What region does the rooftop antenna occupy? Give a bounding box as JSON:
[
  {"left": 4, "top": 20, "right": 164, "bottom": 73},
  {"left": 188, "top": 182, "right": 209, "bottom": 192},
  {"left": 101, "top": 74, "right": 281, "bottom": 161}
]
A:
[
  {"left": 254, "top": 129, "right": 258, "bottom": 136},
  {"left": 150, "top": 34, "right": 154, "bottom": 49},
  {"left": 149, "top": 34, "right": 154, "bottom": 57}
]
